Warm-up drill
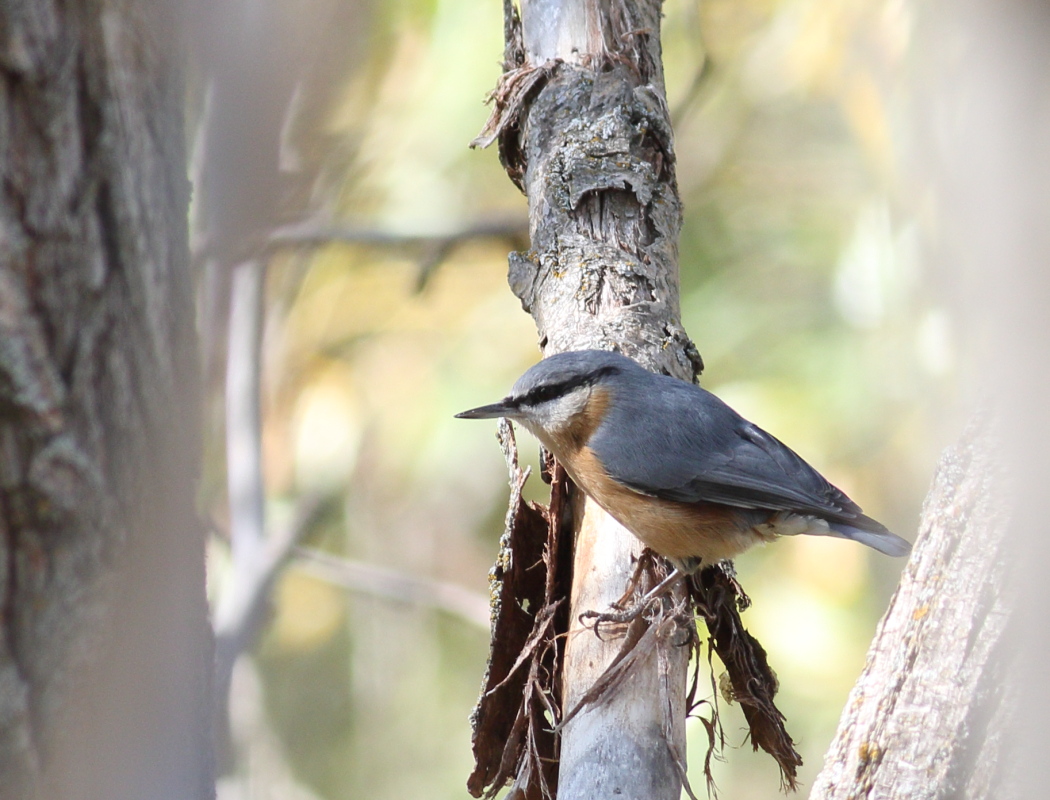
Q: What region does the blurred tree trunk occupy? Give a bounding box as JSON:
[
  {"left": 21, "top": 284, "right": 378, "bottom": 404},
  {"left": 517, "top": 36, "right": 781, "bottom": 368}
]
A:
[
  {"left": 480, "top": 1, "right": 702, "bottom": 797},
  {"left": 811, "top": 0, "right": 1050, "bottom": 796},
  {"left": 0, "top": 3, "right": 212, "bottom": 799},
  {"left": 808, "top": 417, "right": 1011, "bottom": 799}
]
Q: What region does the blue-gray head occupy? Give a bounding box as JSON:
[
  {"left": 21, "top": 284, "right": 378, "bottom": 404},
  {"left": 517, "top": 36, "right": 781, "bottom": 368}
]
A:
[{"left": 455, "top": 350, "right": 643, "bottom": 443}]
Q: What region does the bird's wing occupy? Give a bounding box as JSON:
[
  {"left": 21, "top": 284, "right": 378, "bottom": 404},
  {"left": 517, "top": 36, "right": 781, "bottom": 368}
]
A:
[
  {"left": 651, "top": 424, "right": 863, "bottom": 518},
  {"left": 591, "top": 381, "right": 870, "bottom": 524}
]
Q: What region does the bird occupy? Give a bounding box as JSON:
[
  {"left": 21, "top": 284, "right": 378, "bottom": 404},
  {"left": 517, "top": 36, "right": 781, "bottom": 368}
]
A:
[{"left": 456, "top": 349, "right": 910, "bottom": 575}]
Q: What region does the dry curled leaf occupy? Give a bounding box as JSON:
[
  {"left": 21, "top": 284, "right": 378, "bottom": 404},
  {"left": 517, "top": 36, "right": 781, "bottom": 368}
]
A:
[
  {"left": 690, "top": 563, "right": 803, "bottom": 791},
  {"left": 467, "top": 421, "right": 573, "bottom": 799}
]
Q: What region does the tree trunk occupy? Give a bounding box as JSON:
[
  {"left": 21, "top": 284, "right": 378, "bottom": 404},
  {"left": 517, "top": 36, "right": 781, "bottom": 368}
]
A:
[
  {"left": 808, "top": 416, "right": 1010, "bottom": 799},
  {"left": 481, "top": 1, "right": 701, "bottom": 797},
  {"left": 0, "top": 3, "right": 212, "bottom": 798},
  {"left": 810, "top": 0, "right": 1050, "bottom": 796}
]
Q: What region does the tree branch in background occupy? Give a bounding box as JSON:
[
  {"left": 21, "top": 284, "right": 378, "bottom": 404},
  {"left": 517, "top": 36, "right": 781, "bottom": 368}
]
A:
[
  {"left": 214, "top": 258, "right": 326, "bottom": 766},
  {"left": 267, "top": 215, "right": 530, "bottom": 291},
  {"left": 670, "top": 56, "right": 712, "bottom": 129},
  {"left": 213, "top": 492, "right": 328, "bottom": 767},
  {"left": 224, "top": 260, "right": 267, "bottom": 584},
  {"left": 294, "top": 548, "right": 491, "bottom": 629}
]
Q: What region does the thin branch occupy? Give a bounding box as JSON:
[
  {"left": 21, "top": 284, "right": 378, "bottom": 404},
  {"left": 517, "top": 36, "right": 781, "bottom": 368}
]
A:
[
  {"left": 213, "top": 497, "right": 328, "bottom": 714},
  {"left": 670, "top": 55, "right": 712, "bottom": 128},
  {"left": 224, "top": 259, "right": 266, "bottom": 569},
  {"left": 214, "top": 260, "right": 320, "bottom": 765},
  {"left": 213, "top": 497, "right": 328, "bottom": 648},
  {"left": 266, "top": 215, "right": 529, "bottom": 291},
  {"left": 294, "top": 547, "right": 491, "bottom": 629},
  {"left": 268, "top": 215, "right": 527, "bottom": 249}
]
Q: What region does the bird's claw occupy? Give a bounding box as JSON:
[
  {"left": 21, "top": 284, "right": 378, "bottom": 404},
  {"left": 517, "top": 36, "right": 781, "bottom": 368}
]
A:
[
  {"left": 578, "top": 567, "right": 685, "bottom": 635},
  {"left": 579, "top": 598, "right": 654, "bottom": 628}
]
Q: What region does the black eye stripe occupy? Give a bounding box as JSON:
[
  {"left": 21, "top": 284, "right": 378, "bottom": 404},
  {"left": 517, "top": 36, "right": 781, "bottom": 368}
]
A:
[
  {"left": 517, "top": 365, "right": 620, "bottom": 407},
  {"left": 524, "top": 381, "right": 571, "bottom": 404}
]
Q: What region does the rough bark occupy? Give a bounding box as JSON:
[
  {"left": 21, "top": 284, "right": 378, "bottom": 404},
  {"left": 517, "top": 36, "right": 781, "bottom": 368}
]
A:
[
  {"left": 808, "top": 415, "right": 1010, "bottom": 800},
  {"left": 0, "top": 2, "right": 212, "bottom": 798},
  {"left": 509, "top": 2, "right": 699, "bottom": 374},
  {"left": 478, "top": 2, "right": 701, "bottom": 798}
]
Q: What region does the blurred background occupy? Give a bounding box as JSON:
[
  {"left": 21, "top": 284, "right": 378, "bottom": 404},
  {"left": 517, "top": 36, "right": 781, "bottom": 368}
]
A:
[{"left": 191, "top": 0, "right": 971, "bottom": 797}]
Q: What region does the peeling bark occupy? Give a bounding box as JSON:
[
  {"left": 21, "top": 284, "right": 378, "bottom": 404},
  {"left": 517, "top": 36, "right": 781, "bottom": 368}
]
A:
[
  {"left": 468, "top": 424, "right": 571, "bottom": 799},
  {"left": 515, "top": 2, "right": 696, "bottom": 797},
  {"left": 690, "top": 566, "right": 802, "bottom": 789},
  {"left": 474, "top": 2, "right": 697, "bottom": 799},
  {"left": 0, "top": 3, "right": 211, "bottom": 798},
  {"left": 471, "top": 3, "right": 802, "bottom": 797}
]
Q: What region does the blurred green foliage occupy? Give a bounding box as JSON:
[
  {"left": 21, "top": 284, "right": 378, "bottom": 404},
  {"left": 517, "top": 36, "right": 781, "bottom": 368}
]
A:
[{"left": 204, "top": 1, "right": 962, "bottom": 798}]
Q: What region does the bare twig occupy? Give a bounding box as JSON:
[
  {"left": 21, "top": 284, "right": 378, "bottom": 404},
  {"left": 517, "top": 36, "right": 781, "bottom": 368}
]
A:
[
  {"left": 268, "top": 215, "right": 528, "bottom": 249},
  {"left": 213, "top": 497, "right": 328, "bottom": 651},
  {"left": 224, "top": 259, "right": 266, "bottom": 571},
  {"left": 214, "top": 260, "right": 326, "bottom": 765},
  {"left": 266, "top": 215, "right": 529, "bottom": 291},
  {"left": 293, "top": 548, "right": 491, "bottom": 629},
  {"left": 670, "top": 55, "right": 712, "bottom": 128},
  {"left": 213, "top": 494, "right": 328, "bottom": 766},
  {"left": 214, "top": 257, "right": 269, "bottom": 684}
]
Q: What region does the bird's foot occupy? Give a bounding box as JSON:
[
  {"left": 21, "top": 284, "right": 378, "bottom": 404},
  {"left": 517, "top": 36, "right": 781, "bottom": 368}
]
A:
[
  {"left": 608, "top": 549, "right": 659, "bottom": 610},
  {"left": 579, "top": 568, "right": 684, "bottom": 631}
]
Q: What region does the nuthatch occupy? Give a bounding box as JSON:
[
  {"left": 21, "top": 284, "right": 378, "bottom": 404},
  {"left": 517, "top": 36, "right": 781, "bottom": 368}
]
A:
[{"left": 457, "top": 350, "right": 910, "bottom": 573}]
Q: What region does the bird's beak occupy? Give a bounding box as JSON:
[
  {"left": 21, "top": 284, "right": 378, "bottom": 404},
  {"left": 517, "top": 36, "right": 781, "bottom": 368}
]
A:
[{"left": 455, "top": 400, "right": 516, "bottom": 419}]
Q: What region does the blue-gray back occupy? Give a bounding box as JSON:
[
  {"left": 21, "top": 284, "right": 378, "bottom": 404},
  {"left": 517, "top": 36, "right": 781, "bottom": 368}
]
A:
[{"left": 588, "top": 358, "right": 873, "bottom": 526}]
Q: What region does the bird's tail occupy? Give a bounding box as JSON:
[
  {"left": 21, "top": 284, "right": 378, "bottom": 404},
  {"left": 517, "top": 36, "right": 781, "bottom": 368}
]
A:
[{"left": 829, "top": 523, "right": 912, "bottom": 557}]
